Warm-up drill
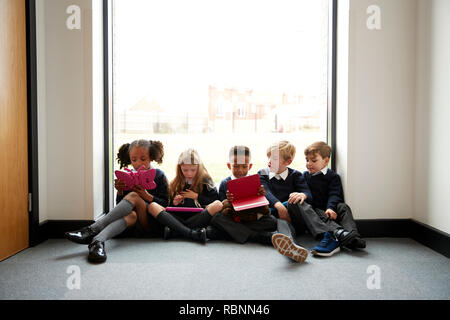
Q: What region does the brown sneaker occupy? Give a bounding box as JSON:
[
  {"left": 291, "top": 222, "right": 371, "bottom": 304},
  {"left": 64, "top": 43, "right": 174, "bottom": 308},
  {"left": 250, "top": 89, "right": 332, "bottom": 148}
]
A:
[{"left": 271, "top": 233, "right": 308, "bottom": 263}]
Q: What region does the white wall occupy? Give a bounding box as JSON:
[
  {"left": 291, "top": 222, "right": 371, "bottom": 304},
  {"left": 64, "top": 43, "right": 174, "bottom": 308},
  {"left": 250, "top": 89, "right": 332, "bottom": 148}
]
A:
[
  {"left": 37, "top": 0, "right": 104, "bottom": 222},
  {"left": 414, "top": 0, "right": 450, "bottom": 234},
  {"left": 337, "top": 0, "right": 417, "bottom": 220}
]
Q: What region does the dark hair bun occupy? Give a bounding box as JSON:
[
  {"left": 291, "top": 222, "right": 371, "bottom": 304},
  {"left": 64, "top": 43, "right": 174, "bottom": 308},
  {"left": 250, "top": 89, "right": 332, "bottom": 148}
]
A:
[
  {"left": 116, "top": 143, "right": 131, "bottom": 169},
  {"left": 149, "top": 140, "right": 164, "bottom": 164}
]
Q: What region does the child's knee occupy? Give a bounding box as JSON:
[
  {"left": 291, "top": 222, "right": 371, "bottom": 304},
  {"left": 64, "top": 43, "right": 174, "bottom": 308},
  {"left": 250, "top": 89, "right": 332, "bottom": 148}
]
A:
[
  {"left": 124, "top": 192, "right": 140, "bottom": 203},
  {"left": 125, "top": 211, "right": 137, "bottom": 226},
  {"left": 212, "top": 200, "right": 223, "bottom": 209},
  {"left": 147, "top": 202, "right": 164, "bottom": 216},
  {"left": 207, "top": 200, "right": 223, "bottom": 215},
  {"left": 289, "top": 201, "right": 312, "bottom": 213},
  {"left": 337, "top": 202, "right": 350, "bottom": 212}
]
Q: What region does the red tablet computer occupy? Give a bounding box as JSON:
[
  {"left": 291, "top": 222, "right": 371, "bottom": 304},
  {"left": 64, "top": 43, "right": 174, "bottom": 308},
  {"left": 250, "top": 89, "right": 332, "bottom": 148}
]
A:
[{"left": 226, "top": 174, "right": 269, "bottom": 211}]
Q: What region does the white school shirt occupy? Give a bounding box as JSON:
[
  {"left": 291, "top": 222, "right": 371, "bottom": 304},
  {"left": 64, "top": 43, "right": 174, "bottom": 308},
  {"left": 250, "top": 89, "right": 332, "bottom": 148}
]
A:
[
  {"left": 311, "top": 167, "right": 329, "bottom": 176},
  {"left": 269, "top": 168, "right": 289, "bottom": 181}
]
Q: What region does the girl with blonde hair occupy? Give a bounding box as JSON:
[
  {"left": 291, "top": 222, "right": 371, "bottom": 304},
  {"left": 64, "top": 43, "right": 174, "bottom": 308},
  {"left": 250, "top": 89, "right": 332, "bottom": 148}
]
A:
[{"left": 147, "top": 149, "right": 223, "bottom": 242}]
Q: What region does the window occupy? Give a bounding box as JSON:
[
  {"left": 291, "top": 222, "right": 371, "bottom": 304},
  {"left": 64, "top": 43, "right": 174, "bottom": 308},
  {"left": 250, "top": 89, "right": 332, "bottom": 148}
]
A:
[{"left": 112, "top": 0, "right": 333, "bottom": 185}]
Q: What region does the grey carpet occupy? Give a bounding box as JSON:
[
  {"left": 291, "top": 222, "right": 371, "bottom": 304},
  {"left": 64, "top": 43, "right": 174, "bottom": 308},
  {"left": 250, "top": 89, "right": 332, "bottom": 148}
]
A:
[{"left": 0, "top": 236, "right": 449, "bottom": 300}]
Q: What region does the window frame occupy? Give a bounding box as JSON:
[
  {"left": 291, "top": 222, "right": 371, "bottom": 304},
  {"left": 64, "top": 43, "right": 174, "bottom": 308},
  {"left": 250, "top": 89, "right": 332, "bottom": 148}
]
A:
[
  {"left": 104, "top": 0, "right": 338, "bottom": 204},
  {"left": 25, "top": 0, "right": 337, "bottom": 244},
  {"left": 328, "top": 0, "right": 337, "bottom": 171},
  {"left": 103, "top": 0, "right": 114, "bottom": 213}
]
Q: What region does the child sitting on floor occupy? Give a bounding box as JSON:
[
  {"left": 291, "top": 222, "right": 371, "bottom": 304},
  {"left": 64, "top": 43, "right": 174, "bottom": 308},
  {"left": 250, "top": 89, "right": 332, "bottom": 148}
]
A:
[
  {"left": 64, "top": 139, "right": 169, "bottom": 263},
  {"left": 303, "top": 141, "right": 366, "bottom": 257},
  {"left": 211, "top": 145, "right": 308, "bottom": 262},
  {"left": 147, "top": 148, "right": 223, "bottom": 243}
]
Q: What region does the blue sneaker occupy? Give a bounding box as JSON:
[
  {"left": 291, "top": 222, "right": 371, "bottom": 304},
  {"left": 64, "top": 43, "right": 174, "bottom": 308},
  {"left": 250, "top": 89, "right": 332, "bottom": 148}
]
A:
[{"left": 311, "top": 232, "right": 340, "bottom": 257}]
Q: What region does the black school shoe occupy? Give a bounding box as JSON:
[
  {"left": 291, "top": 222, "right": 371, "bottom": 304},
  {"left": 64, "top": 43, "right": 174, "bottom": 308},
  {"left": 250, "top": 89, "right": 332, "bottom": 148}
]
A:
[
  {"left": 333, "top": 228, "right": 358, "bottom": 248},
  {"left": 347, "top": 237, "right": 367, "bottom": 249},
  {"left": 190, "top": 228, "right": 207, "bottom": 244},
  {"left": 163, "top": 226, "right": 207, "bottom": 244},
  {"left": 65, "top": 226, "right": 98, "bottom": 245},
  {"left": 88, "top": 241, "right": 107, "bottom": 263}
]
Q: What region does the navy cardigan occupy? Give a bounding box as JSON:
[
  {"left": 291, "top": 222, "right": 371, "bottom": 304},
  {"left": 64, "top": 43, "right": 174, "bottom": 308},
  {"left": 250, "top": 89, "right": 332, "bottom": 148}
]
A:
[
  {"left": 258, "top": 167, "right": 313, "bottom": 207},
  {"left": 218, "top": 176, "right": 232, "bottom": 202},
  {"left": 303, "top": 168, "right": 344, "bottom": 211},
  {"left": 169, "top": 179, "right": 219, "bottom": 208}
]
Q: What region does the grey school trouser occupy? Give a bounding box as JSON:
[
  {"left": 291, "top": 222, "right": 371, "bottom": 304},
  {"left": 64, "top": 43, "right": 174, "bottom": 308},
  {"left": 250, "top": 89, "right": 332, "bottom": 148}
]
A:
[
  {"left": 210, "top": 213, "right": 277, "bottom": 244},
  {"left": 287, "top": 202, "right": 360, "bottom": 240}
]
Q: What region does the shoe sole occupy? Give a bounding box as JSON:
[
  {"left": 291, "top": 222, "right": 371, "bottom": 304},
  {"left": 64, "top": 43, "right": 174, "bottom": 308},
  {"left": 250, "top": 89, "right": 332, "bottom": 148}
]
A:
[
  {"left": 88, "top": 255, "right": 107, "bottom": 263},
  {"left": 311, "top": 246, "right": 340, "bottom": 257},
  {"left": 271, "top": 233, "right": 308, "bottom": 263}
]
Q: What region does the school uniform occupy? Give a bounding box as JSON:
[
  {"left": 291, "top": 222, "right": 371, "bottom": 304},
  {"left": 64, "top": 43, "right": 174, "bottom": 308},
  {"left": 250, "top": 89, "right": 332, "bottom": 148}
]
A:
[
  {"left": 302, "top": 168, "right": 360, "bottom": 239},
  {"left": 258, "top": 167, "right": 315, "bottom": 235},
  {"left": 218, "top": 176, "right": 232, "bottom": 201},
  {"left": 258, "top": 167, "right": 313, "bottom": 206},
  {"left": 169, "top": 178, "right": 219, "bottom": 229},
  {"left": 116, "top": 168, "right": 169, "bottom": 238},
  {"left": 211, "top": 174, "right": 277, "bottom": 243},
  {"left": 210, "top": 212, "right": 277, "bottom": 244}
]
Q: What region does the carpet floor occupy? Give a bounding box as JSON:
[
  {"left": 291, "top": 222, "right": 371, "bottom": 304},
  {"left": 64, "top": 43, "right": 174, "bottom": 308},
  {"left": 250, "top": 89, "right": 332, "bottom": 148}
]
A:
[{"left": 0, "top": 236, "right": 449, "bottom": 300}]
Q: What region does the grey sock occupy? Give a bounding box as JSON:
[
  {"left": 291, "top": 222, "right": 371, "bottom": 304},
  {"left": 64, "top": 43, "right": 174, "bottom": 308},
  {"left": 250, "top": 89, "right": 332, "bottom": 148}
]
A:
[
  {"left": 90, "top": 199, "right": 133, "bottom": 233},
  {"left": 92, "top": 218, "right": 127, "bottom": 243}
]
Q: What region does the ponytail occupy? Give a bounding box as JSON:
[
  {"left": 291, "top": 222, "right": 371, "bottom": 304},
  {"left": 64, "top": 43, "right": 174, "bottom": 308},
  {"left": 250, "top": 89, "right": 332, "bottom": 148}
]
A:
[{"left": 149, "top": 140, "right": 164, "bottom": 164}]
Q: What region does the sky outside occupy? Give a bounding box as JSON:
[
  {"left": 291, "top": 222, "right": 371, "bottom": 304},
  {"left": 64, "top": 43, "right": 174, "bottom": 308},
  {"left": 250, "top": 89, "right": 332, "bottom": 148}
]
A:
[{"left": 113, "top": 0, "right": 328, "bottom": 114}]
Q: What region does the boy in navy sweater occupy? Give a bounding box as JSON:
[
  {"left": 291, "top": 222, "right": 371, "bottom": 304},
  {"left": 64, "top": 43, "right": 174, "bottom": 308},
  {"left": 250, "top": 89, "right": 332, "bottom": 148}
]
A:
[
  {"left": 303, "top": 141, "right": 365, "bottom": 256},
  {"left": 212, "top": 145, "right": 309, "bottom": 262},
  {"left": 258, "top": 141, "right": 312, "bottom": 227},
  {"left": 256, "top": 141, "right": 318, "bottom": 261},
  {"left": 214, "top": 146, "right": 275, "bottom": 243}
]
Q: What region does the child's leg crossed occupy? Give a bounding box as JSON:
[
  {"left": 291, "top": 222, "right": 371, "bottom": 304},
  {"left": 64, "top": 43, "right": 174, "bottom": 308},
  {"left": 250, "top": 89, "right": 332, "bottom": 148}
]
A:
[
  {"left": 147, "top": 202, "right": 206, "bottom": 242},
  {"left": 92, "top": 211, "right": 137, "bottom": 243}
]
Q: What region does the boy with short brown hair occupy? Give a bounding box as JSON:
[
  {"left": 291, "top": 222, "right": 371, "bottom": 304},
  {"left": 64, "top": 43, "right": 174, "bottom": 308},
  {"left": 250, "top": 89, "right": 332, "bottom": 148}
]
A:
[{"left": 303, "top": 141, "right": 365, "bottom": 256}]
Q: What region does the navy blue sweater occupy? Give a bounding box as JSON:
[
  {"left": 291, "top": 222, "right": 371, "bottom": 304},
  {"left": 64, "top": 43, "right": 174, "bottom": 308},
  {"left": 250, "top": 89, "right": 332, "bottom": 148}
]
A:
[
  {"left": 170, "top": 179, "right": 219, "bottom": 208},
  {"left": 116, "top": 168, "right": 169, "bottom": 207},
  {"left": 258, "top": 168, "right": 312, "bottom": 207},
  {"left": 303, "top": 169, "right": 344, "bottom": 211},
  {"left": 218, "top": 176, "right": 232, "bottom": 201}
]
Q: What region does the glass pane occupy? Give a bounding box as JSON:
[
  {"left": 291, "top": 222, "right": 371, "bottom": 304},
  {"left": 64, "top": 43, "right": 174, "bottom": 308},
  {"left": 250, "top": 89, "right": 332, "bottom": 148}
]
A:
[{"left": 113, "top": 0, "right": 329, "bottom": 184}]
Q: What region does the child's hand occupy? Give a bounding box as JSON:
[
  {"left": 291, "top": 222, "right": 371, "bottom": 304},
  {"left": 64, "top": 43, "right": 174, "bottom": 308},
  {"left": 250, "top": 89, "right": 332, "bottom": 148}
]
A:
[
  {"left": 180, "top": 189, "right": 198, "bottom": 200},
  {"left": 257, "top": 185, "right": 266, "bottom": 196},
  {"left": 325, "top": 208, "right": 337, "bottom": 220},
  {"left": 226, "top": 191, "right": 234, "bottom": 202},
  {"left": 173, "top": 194, "right": 184, "bottom": 206},
  {"left": 288, "top": 192, "right": 307, "bottom": 205},
  {"left": 274, "top": 202, "right": 291, "bottom": 223},
  {"left": 132, "top": 185, "right": 154, "bottom": 203},
  {"left": 114, "top": 179, "right": 126, "bottom": 195}
]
